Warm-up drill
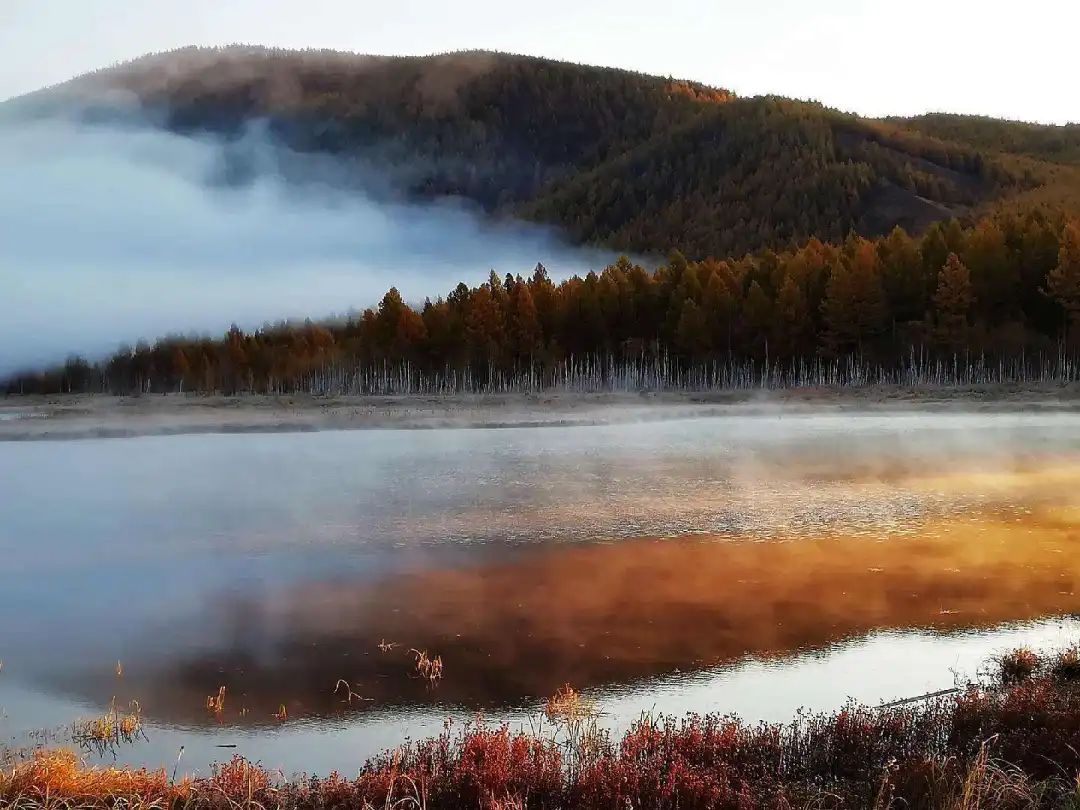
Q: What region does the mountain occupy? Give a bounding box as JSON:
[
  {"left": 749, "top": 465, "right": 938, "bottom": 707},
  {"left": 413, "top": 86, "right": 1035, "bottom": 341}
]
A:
[
  {"left": 895, "top": 113, "right": 1080, "bottom": 166},
  {"left": 9, "top": 46, "right": 1079, "bottom": 259}
]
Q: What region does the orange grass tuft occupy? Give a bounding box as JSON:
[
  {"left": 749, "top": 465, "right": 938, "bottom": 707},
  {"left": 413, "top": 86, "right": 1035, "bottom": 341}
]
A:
[
  {"left": 206, "top": 685, "right": 226, "bottom": 716},
  {"left": 72, "top": 699, "right": 143, "bottom": 750},
  {"left": 0, "top": 749, "right": 187, "bottom": 806},
  {"left": 545, "top": 684, "right": 597, "bottom": 725},
  {"left": 998, "top": 647, "right": 1041, "bottom": 684},
  {"left": 411, "top": 648, "right": 444, "bottom": 683}
]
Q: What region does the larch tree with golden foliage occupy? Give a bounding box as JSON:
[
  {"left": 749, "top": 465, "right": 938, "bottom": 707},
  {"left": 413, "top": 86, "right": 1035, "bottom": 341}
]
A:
[
  {"left": 821, "top": 240, "right": 887, "bottom": 356},
  {"left": 774, "top": 275, "right": 813, "bottom": 358},
  {"left": 933, "top": 253, "right": 974, "bottom": 354},
  {"left": 1047, "top": 221, "right": 1080, "bottom": 346}
]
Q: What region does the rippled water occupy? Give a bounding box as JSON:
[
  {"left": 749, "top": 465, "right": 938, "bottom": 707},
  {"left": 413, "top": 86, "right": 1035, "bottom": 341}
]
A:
[{"left": 2, "top": 408, "right": 1080, "bottom": 774}]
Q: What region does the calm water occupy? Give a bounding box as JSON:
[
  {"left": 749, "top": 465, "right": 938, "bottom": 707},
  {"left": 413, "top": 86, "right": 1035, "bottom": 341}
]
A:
[{"left": 2, "top": 408, "right": 1080, "bottom": 775}]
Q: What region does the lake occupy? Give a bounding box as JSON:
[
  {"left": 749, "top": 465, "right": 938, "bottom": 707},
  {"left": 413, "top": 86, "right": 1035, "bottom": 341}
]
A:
[{"left": 2, "top": 407, "right": 1080, "bottom": 776}]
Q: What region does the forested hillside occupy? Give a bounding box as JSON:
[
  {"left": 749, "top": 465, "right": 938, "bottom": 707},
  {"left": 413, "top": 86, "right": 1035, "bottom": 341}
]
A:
[
  {"left": 10, "top": 209, "right": 1080, "bottom": 395},
  {"left": 7, "top": 46, "right": 1080, "bottom": 392},
  {"left": 15, "top": 46, "right": 1067, "bottom": 259},
  {"left": 897, "top": 113, "right": 1080, "bottom": 166}
]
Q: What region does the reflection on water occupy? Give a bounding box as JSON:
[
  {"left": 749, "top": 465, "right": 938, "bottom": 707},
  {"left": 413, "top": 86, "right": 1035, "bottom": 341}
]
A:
[
  {"left": 1, "top": 409, "right": 1079, "bottom": 773},
  {"left": 67, "top": 507, "right": 1080, "bottom": 726}
]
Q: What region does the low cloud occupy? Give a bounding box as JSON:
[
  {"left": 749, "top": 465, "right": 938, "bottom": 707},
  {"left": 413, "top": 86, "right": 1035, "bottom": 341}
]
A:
[{"left": 0, "top": 113, "right": 611, "bottom": 376}]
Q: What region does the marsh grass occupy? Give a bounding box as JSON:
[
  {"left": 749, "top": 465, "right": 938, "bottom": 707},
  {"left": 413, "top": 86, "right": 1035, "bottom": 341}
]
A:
[
  {"left": 1051, "top": 647, "right": 1080, "bottom": 682},
  {"left": 997, "top": 648, "right": 1042, "bottom": 684},
  {"left": 206, "top": 687, "right": 226, "bottom": 718},
  {"left": 334, "top": 679, "right": 373, "bottom": 706},
  {"left": 410, "top": 650, "right": 444, "bottom": 685},
  {"left": 9, "top": 644, "right": 1080, "bottom": 808},
  {"left": 71, "top": 700, "right": 144, "bottom": 756},
  {"left": 543, "top": 685, "right": 603, "bottom": 780}
]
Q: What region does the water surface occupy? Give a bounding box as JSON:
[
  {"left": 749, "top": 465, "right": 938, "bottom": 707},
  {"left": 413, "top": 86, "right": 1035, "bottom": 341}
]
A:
[{"left": 1, "top": 408, "right": 1079, "bottom": 774}]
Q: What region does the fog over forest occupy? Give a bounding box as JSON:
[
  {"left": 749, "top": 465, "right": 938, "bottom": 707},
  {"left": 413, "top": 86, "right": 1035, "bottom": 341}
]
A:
[{"left": 0, "top": 114, "right": 611, "bottom": 376}]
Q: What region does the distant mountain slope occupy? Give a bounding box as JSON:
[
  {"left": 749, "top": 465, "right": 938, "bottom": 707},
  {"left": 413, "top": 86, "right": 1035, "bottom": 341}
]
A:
[
  {"left": 523, "top": 97, "right": 1005, "bottom": 257},
  {"left": 895, "top": 113, "right": 1080, "bottom": 166},
  {"left": 9, "top": 46, "right": 1073, "bottom": 258}
]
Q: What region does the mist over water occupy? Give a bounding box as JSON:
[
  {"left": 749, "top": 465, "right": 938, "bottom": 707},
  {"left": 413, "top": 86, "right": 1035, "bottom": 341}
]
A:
[
  {"left": 3, "top": 409, "right": 1080, "bottom": 772},
  {"left": 0, "top": 114, "right": 612, "bottom": 376}
]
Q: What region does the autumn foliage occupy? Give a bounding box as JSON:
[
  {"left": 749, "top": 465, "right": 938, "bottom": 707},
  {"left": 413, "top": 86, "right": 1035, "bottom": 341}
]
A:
[
  {"left": 7, "top": 645, "right": 1080, "bottom": 808},
  {"left": 7, "top": 210, "right": 1080, "bottom": 395}
]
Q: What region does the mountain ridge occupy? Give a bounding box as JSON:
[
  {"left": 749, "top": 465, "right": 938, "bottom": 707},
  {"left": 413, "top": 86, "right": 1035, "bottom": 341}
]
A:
[{"left": 5, "top": 46, "right": 1079, "bottom": 258}]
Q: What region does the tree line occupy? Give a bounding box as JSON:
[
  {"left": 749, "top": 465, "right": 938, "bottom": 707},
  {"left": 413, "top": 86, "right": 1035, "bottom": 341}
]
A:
[{"left": 6, "top": 208, "right": 1080, "bottom": 396}]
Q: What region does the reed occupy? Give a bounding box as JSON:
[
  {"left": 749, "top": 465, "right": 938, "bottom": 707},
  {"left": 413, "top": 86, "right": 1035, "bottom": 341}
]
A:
[
  {"left": 205, "top": 686, "right": 226, "bottom": 717},
  {"left": 71, "top": 699, "right": 143, "bottom": 753},
  {"left": 410, "top": 649, "right": 444, "bottom": 684}
]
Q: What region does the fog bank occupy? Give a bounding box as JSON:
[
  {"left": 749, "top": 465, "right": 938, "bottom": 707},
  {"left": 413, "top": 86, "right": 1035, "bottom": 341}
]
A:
[{"left": 0, "top": 115, "right": 612, "bottom": 376}]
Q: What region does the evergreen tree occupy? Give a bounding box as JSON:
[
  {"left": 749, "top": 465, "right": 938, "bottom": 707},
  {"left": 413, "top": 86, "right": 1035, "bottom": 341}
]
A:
[
  {"left": 507, "top": 282, "right": 543, "bottom": 361},
  {"left": 675, "top": 299, "right": 711, "bottom": 359},
  {"left": 879, "top": 226, "right": 927, "bottom": 324},
  {"left": 1047, "top": 221, "right": 1080, "bottom": 345},
  {"left": 821, "top": 240, "right": 886, "bottom": 355},
  {"left": 774, "top": 275, "right": 812, "bottom": 358},
  {"left": 933, "top": 253, "right": 974, "bottom": 354},
  {"left": 743, "top": 281, "right": 773, "bottom": 357}
]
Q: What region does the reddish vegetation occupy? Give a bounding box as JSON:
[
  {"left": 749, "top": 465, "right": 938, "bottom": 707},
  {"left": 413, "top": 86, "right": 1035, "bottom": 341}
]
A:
[
  {"left": 665, "top": 80, "right": 735, "bottom": 105},
  {"left": 5, "top": 646, "right": 1080, "bottom": 808}
]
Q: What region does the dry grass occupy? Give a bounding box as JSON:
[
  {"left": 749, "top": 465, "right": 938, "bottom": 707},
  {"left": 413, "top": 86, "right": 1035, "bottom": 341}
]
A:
[
  {"left": 334, "top": 679, "right": 373, "bottom": 706},
  {"left": 71, "top": 700, "right": 143, "bottom": 752},
  {"left": 8, "top": 644, "right": 1080, "bottom": 808},
  {"left": 0, "top": 749, "right": 186, "bottom": 807},
  {"left": 1051, "top": 647, "right": 1080, "bottom": 682},
  {"left": 205, "top": 686, "right": 226, "bottom": 717},
  {"left": 543, "top": 685, "right": 596, "bottom": 726},
  {"left": 997, "top": 648, "right": 1042, "bottom": 684},
  {"left": 410, "top": 649, "right": 444, "bottom": 684}
]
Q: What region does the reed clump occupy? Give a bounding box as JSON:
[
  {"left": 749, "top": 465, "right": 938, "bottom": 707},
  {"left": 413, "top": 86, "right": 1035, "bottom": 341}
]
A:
[
  {"left": 0, "top": 749, "right": 186, "bottom": 807},
  {"left": 996, "top": 647, "right": 1042, "bottom": 684},
  {"left": 1051, "top": 646, "right": 1080, "bottom": 682},
  {"left": 206, "top": 686, "right": 226, "bottom": 717},
  {"left": 544, "top": 685, "right": 596, "bottom": 726},
  {"left": 411, "top": 649, "right": 444, "bottom": 684},
  {"left": 71, "top": 700, "right": 143, "bottom": 752}
]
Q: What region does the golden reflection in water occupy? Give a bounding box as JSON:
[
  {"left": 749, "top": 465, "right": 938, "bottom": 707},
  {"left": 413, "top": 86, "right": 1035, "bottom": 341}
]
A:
[
  {"left": 387, "top": 458, "right": 1080, "bottom": 542},
  {"left": 109, "top": 501, "right": 1080, "bottom": 726}
]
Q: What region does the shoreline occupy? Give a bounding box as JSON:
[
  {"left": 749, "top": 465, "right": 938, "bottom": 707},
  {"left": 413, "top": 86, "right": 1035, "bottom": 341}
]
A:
[
  {"left": 4, "top": 383, "right": 1080, "bottom": 441},
  {"left": 3, "top": 643, "right": 1080, "bottom": 809}
]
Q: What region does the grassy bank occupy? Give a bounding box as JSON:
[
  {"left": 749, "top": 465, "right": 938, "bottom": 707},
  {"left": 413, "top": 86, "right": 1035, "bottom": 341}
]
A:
[{"left": 6, "top": 646, "right": 1080, "bottom": 809}]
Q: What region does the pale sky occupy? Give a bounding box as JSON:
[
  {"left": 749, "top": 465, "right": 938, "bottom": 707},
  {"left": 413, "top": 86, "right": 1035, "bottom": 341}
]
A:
[{"left": 0, "top": 0, "right": 1076, "bottom": 124}]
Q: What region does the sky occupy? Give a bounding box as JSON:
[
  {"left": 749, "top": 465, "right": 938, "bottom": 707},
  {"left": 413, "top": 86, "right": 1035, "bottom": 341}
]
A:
[{"left": 1, "top": 0, "right": 1077, "bottom": 124}]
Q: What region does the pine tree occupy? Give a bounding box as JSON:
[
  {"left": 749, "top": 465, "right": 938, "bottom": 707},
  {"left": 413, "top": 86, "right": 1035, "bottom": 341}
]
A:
[
  {"left": 675, "top": 299, "right": 710, "bottom": 359},
  {"left": 507, "top": 282, "right": 543, "bottom": 361},
  {"left": 964, "top": 219, "right": 1013, "bottom": 322},
  {"left": 774, "top": 275, "right": 812, "bottom": 357},
  {"left": 701, "top": 264, "right": 739, "bottom": 354},
  {"left": 822, "top": 240, "right": 886, "bottom": 355},
  {"left": 743, "top": 281, "right": 773, "bottom": 357},
  {"left": 879, "top": 226, "right": 926, "bottom": 324},
  {"left": 1047, "top": 221, "right": 1080, "bottom": 346},
  {"left": 933, "top": 253, "right": 974, "bottom": 354}
]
